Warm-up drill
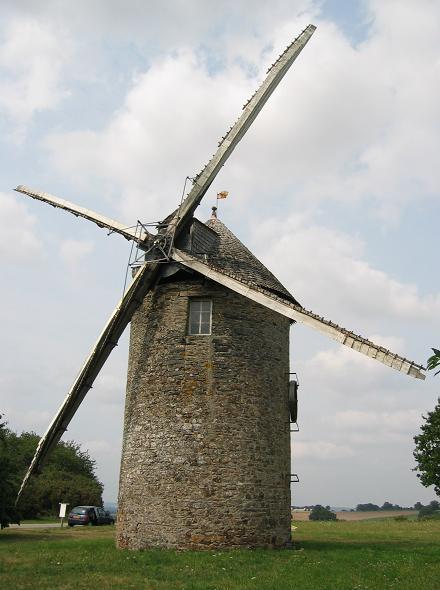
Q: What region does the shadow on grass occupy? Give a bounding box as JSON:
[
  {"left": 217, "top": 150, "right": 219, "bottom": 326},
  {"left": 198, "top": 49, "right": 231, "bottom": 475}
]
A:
[
  {"left": 0, "top": 526, "right": 114, "bottom": 545},
  {"left": 0, "top": 530, "right": 77, "bottom": 544}
]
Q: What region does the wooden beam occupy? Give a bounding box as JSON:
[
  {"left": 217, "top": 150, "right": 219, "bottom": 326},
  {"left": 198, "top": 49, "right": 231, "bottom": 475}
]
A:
[
  {"left": 165, "top": 25, "right": 316, "bottom": 231},
  {"left": 172, "top": 248, "right": 425, "bottom": 381},
  {"left": 15, "top": 185, "right": 150, "bottom": 244}
]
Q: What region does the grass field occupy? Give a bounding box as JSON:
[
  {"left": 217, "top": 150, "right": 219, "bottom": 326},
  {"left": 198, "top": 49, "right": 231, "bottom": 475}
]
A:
[{"left": 1, "top": 519, "right": 439, "bottom": 589}]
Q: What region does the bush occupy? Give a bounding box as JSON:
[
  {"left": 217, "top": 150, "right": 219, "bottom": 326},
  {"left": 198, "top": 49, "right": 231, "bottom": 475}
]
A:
[
  {"left": 356, "top": 503, "right": 380, "bottom": 512},
  {"left": 423, "top": 513, "right": 440, "bottom": 520},
  {"left": 418, "top": 504, "right": 440, "bottom": 520},
  {"left": 309, "top": 505, "right": 337, "bottom": 521}
]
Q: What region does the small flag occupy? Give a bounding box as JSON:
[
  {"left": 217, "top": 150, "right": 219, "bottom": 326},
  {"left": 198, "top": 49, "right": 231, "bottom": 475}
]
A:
[{"left": 217, "top": 191, "right": 229, "bottom": 199}]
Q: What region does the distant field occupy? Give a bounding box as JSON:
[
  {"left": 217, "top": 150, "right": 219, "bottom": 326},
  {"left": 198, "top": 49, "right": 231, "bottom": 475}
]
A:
[
  {"left": 292, "top": 509, "right": 417, "bottom": 521},
  {"left": 1, "top": 518, "right": 439, "bottom": 589}
]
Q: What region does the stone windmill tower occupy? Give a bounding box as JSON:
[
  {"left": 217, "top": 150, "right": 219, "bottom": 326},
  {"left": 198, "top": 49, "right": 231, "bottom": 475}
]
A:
[
  {"left": 15, "top": 25, "right": 425, "bottom": 550},
  {"left": 118, "top": 212, "right": 299, "bottom": 549}
]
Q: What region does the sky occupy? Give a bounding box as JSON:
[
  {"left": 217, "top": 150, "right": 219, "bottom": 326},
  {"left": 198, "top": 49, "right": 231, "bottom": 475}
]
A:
[{"left": 1, "top": 0, "right": 439, "bottom": 508}]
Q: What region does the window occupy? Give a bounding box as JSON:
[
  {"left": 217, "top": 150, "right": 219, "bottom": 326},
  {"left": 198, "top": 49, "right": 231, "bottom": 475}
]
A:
[{"left": 188, "top": 299, "right": 212, "bottom": 335}]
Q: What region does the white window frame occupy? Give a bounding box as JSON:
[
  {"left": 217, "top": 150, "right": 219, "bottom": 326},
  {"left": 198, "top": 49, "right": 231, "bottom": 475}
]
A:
[{"left": 188, "top": 299, "right": 212, "bottom": 335}]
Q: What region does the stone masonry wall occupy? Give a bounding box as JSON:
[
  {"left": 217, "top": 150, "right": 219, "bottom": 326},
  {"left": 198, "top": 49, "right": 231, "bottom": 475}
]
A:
[{"left": 117, "top": 274, "right": 291, "bottom": 550}]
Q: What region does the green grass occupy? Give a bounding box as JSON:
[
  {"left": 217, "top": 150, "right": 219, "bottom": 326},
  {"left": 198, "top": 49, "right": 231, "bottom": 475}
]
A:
[{"left": 1, "top": 519, "right": 439, "bottom": 589}]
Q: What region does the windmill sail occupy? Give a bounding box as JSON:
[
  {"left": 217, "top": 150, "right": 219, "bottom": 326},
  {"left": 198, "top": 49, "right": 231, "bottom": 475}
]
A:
[
  {"left": 16, "top": 261, "right": 162, "bottom": 502},
  {"left": 165, "top": 25, "right": 316, "bottom": 231},
  {"left": 15, "top": 185, "right": 151, "bottom": 244},
  {"left": 172, "top": 248, "right": 426, "bottom": 380}
]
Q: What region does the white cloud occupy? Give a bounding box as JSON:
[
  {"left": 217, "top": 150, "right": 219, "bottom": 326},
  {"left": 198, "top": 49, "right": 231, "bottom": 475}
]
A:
[
  {"left": 330, "top": 408, "right": 421, "bottom": 434},
  {"left": 300, "top": 335, "right": 405, "bottom": 387},
  {"left": 3, "top": 408, "right": 51, "bottom": 433},
  {"left": 0, "top": 18, "right": 73, "bottom": 129},
  {"left": 255, "top": 214, "right": 440, "bottom": 326},
  {"left": 39, "top": 3, "right": 440, "bottom": 236},
  {"left": 44, "top": 49, "right": 257, "bottom": 221},
  {"left": 3, "top": 1, "right": 315, "bottom": 49},
  {"left": 294, "top": 329, "right": 427, "bottom": 420},
  {"left": 83, "top": 439, "right": 112, "bottom": 454},
  {"left": 0, "top": 192, "right": 43, "bottom": 259},
  {"left": 205, "top": 9, "right": 440, "bottom": 225},
  {"left": 59, "top": 238, "right": 94, "bottom": 271},
  {"left": 294, "top": 440, "right": 355, "bottom": 459}
]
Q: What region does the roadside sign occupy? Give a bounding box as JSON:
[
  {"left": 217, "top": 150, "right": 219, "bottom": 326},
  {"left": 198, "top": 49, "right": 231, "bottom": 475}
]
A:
[
  {"left": 59, "top": 503, "right": 68, "bottom": 518},
  {"left": 59, "top": 502, "right": 69, "bottom": 527}
]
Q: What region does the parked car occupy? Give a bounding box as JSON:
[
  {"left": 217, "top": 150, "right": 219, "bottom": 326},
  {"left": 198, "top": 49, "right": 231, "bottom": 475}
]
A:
[
  {"left": 67, "top": 506, "right": 114, "bottom": 526},
  {"left": 101, "top": 510, "right": 115, "bottom": 525}
]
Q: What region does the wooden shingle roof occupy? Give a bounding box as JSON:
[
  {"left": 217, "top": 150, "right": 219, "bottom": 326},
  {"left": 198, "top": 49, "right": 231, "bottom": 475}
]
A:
[{"left": 179, "top": 216, "right": 300, "bottom": 306}]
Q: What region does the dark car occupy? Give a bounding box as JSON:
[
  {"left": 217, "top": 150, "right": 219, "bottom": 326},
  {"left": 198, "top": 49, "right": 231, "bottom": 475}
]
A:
[
  {"left": 68, "top": 506, "right": 113, "bottom": 526},
  {"left": 101, "top": 510, "right": 115, "bottom": 525}
]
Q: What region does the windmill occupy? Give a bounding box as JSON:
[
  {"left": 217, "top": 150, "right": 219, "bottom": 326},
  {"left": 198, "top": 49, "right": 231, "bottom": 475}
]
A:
[{"left": 14, "top": 25, "right": 425, "bottom": 550}]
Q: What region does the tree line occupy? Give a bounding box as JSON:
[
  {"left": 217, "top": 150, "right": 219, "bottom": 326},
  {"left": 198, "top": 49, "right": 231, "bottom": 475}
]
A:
[
  {"left": 356, "top": 502, "right": 417, "bottom": 511},
  {"left": 308, "top": 501, "right": 439, "bottom": 521},
  {"left": 0, "top": 416, "right": 103, "bottom": 528}
]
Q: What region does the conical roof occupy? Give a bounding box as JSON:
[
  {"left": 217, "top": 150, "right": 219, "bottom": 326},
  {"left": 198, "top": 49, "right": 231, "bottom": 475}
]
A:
[{"left": 179, "top": 216, "right": 299, "bottom": 306}]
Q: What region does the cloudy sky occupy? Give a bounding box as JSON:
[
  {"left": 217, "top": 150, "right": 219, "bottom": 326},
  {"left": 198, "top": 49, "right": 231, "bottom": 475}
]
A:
[{"left": 1, "top": 0, "right": 439, "bottom": 508}]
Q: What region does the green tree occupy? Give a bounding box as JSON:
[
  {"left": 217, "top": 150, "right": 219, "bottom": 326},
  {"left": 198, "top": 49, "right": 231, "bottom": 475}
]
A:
[
  {"left": 309, "top": 505, "right": 337, "bottom": 521},
  {"left": 0, "top": 415, "right": 21, "bottom": 529},
  {"left": 1, "top": 426, "right": 103, "bottom": 521},
  {"left": 17, "top": 434, "right": 103, "bottom": 518},
  {"left": 356, "top": 503, "right": 380, "bottom": 511},
  {"left": 413, "top": 397, "right": 440, "bottom": 497},
  {"left": 427, "top": 348, "right": 440, "bottom": 375},
  {"left": 412, "top": 349, "right": 440, "bottom": 497}
]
